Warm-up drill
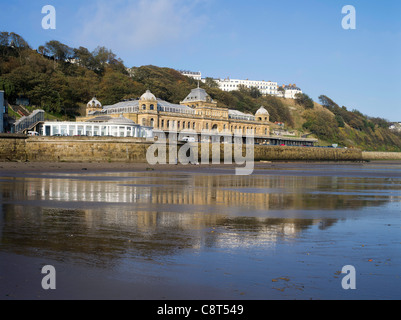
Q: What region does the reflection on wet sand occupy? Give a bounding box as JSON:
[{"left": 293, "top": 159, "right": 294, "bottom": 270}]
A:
[
  {"left": 1, "top": 204, "right": 333, "bottom": 268},
  {"left": 0, "top": 172, "right": 399, "bottom": 268},
  {"left": 1, "top": 173, "right": 398, "bottom": 209}
]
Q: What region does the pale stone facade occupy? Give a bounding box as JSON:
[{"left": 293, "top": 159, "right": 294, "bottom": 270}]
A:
[{"left": 78, "top": 87, "right": 271, "bottom": 141}]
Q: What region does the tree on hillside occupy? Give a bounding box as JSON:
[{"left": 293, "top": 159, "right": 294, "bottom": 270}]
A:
[
  {"left": 73, "top": 47, "right": 91, "bottom": 65},
  {"left": 303, "top": 109, "right": 343, "bottom": 143},
  {"left": 318, "top": 95, "right": 339, "bottom": 111},
  {"left": 44, "top": 40, "right": 74, "bottom": 69},
  {"left": 3, "top": 32, "right": 31, "bottom": 64},
  {"left": 37, "top": 45, "right": 50, "bottom": 56},
  {"left": 238, "top": 85, "right": 261, "bottom": 98},
  {"left": 335, "top": 115, "right": 345, "bottom": 128},
  {"left": 204, "top": 77, "right": 219, "bottom": 88},
  {"left": 295, "top": 93, "right": 314, "bottom": 109},
  {"left": 45, "top": 40, "right": 73, "bottom": 60},
  {"left": 259, "top": 95, "right": 294, "bottom": 127},
  {"left": 0, "top": 32, "right": 10, "bottom": 57},
  {"left": 97, "top": 67, "right": 138, "bottom": 105},
  {"left": 369, "top": 116, "right": 390, "bottom": 129},
  {"left": 249, "top": 86, "right": 262, "bottom": 99}
]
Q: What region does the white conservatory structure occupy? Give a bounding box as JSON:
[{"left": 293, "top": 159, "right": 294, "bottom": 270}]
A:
[{"left": 39, "top": 115, "right": 153, "bottom": 138}]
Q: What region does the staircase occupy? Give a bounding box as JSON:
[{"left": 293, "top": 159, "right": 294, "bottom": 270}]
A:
[
  {"left": 13, "top": 109, "right": 45, "bottom": 133},
  {"left": 11, "top": 105, "right": 30, "bottom": 117}
]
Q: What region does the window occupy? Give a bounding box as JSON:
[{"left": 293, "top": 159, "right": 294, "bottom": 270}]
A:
[
  {"left": 61, "top": 125, "right": 67, "bottom": 136},
  {"left": 85, "top": 126, "right": 93, "bottom": 136},
  {"left": 150, "top": 104, "right": 154, "bottom": 111},
  {"left": 111, "top": 126, "right": 118, "bottom": 137},
  {"left": 142, "top": 104, "right": 146, "bottom": 110}
]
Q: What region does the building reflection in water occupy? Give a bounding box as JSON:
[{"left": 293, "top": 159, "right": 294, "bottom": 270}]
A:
[{"left": 0, "top": 172, "right": 397, "bottom": 267}]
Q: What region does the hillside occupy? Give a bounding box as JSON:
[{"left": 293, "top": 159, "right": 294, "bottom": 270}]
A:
[{"left": 1, "top": 31, "right": 400, "bottom": 151}]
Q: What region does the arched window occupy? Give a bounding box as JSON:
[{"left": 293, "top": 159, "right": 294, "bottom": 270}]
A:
[
  {"left": 142, "top": 104, "right": 146, "bottom": 110},
  {"left": 150, "top": 118, "right": 154, "bottom": 127},
  {"left": 150, "top": 104, "right": 154, "bottom": 111}
]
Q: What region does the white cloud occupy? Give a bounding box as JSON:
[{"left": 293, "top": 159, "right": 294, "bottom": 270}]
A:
[{"left": 73, "top": 0, "right": 208, "bottom": 52}]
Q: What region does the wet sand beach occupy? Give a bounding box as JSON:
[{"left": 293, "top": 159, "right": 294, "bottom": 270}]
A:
[
  {"left": 0, "top": 160, "right": 401, "bottom": 176},
  {"left": 1, "top": 161, "right": 401, "bottom": 300}
]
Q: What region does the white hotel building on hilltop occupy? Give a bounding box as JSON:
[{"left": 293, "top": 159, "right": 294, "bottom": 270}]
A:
[
  {"left": 179, "top": 70, "right": 202, "bottom": 81},
  {"left": 215, "top": 79, "right": 303, "bottom": 99},
  {"left": 214, "top": 78, "right": 279, "bottom": 96},
  {"left": 179, "top": 71, "right": 303, "bottom": 99}
]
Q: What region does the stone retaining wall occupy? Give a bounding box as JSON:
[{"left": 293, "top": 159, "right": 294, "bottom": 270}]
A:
[{"left": 0, "top": 136, "right": 365, "bottom": 163}]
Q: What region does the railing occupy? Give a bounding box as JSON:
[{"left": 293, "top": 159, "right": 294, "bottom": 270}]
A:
[{"left": 13, "top": 110, "right": 45, "bottom": 133}]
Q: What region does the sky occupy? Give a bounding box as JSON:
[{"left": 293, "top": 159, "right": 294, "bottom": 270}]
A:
[{"left": 1, "top": 0, "right": 401, "bottom": 121}]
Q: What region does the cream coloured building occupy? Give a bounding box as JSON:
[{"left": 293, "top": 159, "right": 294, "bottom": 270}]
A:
[{"left": 78, "top": 86, "right": 271, "bottom": 143}]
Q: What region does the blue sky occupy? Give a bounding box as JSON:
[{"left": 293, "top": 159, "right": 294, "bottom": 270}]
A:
[{"left": 1, "top": 0, "right": 400, "bottom": 121}]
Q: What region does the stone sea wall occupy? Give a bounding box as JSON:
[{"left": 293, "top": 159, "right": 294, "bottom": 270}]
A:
[
  {"left": 0, "top": 134, "right": 27, "bottom": 161},
  {"left": 253, "top": 145, "right": 362, "bottom": 161},
  {"left": 26, "top": 136, "right": 151, "bottom": 162},
  {"left": 362, "top": 151, "right": 401, "bottom": 161},
  {"left": 0, "top": 136, "right": 367, "bottom": 163}
]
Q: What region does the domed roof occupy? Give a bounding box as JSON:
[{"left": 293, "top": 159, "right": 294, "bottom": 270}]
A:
[
  {"left": 87, "top": 97, "right": 102, "bottom": 108},
  {"left": 256, "top": 106, "right": 269, "bottom": 115},
  {"left": 108, "top": 114, "right": 136, "bottom": 126},
  {"left": 182, "top": 86, "right": 212, "bottom": 103},
  {"left": 140, "top": 90, "right": 157, "bottom": 101}
]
